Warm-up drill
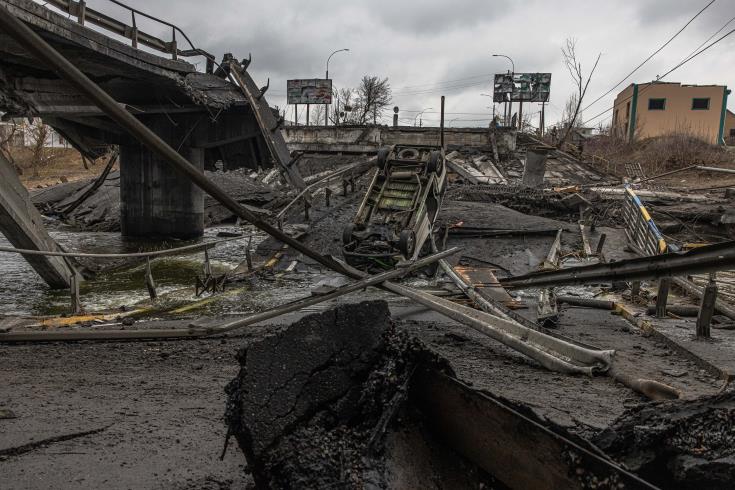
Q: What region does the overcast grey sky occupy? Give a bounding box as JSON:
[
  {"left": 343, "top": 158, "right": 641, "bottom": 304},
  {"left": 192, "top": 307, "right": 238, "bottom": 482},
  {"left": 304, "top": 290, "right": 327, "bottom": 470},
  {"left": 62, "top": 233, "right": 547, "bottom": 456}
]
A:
[{"left": 89, "top": 0, "right": 734, "bottom": 127}]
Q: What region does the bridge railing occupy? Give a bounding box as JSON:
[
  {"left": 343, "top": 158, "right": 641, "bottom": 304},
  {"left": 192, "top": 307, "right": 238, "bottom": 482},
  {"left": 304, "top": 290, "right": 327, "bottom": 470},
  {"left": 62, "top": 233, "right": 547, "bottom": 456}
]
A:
[
  {"left": 621, "top": 183, "right": 668, "bottom": 256},
  {"left": 43, "top": 0, "right": 214, "bottom": 69}
]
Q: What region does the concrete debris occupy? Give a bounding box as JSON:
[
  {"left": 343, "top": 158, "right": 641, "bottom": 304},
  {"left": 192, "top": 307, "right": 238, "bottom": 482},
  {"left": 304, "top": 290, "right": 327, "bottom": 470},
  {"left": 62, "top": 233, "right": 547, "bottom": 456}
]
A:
[
  {"left": 595, "top": 391, "right": 735, "bottom": 489},
  {"left": 224, "top": 301, "right": 472, "bottom": 488},
  {"left": 31, "top": 169, "right": 279, "bottom": 232}
]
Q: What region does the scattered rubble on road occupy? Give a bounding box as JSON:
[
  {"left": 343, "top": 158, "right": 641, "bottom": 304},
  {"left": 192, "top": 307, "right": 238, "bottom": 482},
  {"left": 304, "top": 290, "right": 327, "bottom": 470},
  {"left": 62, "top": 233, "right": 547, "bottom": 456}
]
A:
[{"left": 4, "top": 123, "right": 735, "bottom": 488}]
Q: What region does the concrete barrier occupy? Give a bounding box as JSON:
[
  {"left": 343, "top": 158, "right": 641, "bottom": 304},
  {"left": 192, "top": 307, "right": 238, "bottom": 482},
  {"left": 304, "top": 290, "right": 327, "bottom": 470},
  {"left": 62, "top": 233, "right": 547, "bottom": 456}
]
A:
[{"left": 282, "top": 126, "right": 517, "bottom": 154}]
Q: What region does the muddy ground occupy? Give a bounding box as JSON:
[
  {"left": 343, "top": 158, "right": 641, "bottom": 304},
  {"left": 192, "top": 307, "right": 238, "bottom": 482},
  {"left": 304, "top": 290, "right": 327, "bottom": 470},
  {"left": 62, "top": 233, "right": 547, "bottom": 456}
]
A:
[
  {"left": 1, "top": 286, "right": 726, "bottom": 489},
  {"left": 3, "top": 143, "right": 735, "bottom": 489}
]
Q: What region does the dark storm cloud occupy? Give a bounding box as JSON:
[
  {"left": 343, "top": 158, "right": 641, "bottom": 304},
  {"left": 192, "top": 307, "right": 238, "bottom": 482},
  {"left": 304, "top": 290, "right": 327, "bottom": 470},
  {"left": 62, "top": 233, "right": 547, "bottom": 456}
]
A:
[
  {"left": 364, "top": 0, "right": 519, "bottom": 34},
  {"left": 632, "top": 0, "right": 734, "bottom": 33},
  {"left": 69, "top": 0, "right": 735, "bottom": 125}
]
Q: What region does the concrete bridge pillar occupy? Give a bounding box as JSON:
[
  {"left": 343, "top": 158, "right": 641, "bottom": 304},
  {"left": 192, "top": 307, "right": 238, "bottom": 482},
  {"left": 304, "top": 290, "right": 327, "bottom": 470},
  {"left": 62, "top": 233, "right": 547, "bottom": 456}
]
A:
[{"left": 120, "top": 116, "right": 204, "bottom": 239}]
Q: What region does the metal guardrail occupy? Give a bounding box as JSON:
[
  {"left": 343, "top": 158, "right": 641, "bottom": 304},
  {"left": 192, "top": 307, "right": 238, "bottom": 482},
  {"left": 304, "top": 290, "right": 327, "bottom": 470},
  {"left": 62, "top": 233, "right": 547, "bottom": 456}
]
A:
[
  {"left": 621, "top": 184, "right": 667, "bottom": 256},
  {"left": 43, "top": 0, "right": 214, "bottom": 67},
  {"left": 499, "top": 240, "right": 735, "bottom": 289}
]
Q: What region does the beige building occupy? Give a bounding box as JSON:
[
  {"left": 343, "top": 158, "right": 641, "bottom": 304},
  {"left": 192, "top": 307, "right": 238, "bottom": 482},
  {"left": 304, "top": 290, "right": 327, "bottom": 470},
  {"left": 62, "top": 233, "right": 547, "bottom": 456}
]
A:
[
  {"left": 726, "top": 109, "right": 735, "bottom": 145},
  {"left": 612, "top": 82, "right": 731, "bottom": 145}
]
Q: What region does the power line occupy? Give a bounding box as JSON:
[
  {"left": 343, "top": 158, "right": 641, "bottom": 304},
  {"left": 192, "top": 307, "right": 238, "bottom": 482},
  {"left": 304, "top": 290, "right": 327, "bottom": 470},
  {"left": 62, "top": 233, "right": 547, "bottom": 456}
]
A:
[
  {"left": 581, "top": 0, "right": 716, "bottom": 113},
  {"left": 580, "top": 26, "right": 735, "bottom": 127},
  {"left": 400, "top": 110, "right": 493, "bottom": 115},
  {"left": 678, "top": 12, "right": 735, "bottom": 65},
  {"left": 390, "top": 73, "right": 495, "bottom": 91},
  {"left": 392, "top": 80, "right": 490, "bottom": 97}
]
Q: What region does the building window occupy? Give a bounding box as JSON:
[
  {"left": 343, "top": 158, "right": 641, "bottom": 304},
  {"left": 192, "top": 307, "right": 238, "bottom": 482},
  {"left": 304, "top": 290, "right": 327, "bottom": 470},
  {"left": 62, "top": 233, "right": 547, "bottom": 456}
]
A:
[
  {"left": 730, "top": 128, "right": 735, "bottom": 137},
  {"left": 692, "top": 98, "right": 710, "bottom": 110},
  {"left": 648, "top": 98, "right": 666, "bottom": 110}
]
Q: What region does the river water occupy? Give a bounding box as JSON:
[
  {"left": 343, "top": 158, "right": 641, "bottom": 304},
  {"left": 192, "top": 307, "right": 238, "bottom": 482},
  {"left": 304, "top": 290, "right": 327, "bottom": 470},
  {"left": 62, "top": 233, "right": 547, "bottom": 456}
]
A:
[{"left": 0, "top": 225, "right": 271, "bottom": 317}]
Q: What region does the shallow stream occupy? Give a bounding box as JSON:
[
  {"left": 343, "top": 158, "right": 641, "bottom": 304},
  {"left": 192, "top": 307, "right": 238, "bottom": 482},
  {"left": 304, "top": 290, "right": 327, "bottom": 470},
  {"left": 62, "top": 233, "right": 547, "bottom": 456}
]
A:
[{"left": 0, "top": 226, "right": 266, "bottom": 317}]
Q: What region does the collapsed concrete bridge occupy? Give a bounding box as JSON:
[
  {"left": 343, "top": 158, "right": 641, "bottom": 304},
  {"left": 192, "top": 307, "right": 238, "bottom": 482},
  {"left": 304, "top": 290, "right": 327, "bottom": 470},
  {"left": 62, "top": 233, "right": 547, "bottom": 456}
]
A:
[{"left": 0, "top": 0, "right": 301, "bottom": 239}]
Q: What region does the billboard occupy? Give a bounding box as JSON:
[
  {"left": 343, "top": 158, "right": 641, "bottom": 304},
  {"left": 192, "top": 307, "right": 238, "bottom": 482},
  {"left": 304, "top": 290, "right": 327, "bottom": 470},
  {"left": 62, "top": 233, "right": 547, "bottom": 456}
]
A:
[
  {"left": 287, "top": 79, "right": 333, "bottom": 104},
  {"left": 493, "top": 73, "right": 551, "bottom": 102}
]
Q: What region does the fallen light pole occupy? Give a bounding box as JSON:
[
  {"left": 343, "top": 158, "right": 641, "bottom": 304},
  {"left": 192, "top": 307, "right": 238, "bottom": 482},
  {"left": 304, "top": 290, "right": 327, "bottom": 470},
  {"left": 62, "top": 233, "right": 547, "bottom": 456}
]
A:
[{"left": 501, "top": 241, "right": 735, "bottom": 289}]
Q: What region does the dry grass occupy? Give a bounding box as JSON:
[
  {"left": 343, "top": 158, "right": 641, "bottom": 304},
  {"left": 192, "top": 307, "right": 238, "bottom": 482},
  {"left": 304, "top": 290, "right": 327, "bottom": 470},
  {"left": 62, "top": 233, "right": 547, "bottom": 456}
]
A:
[
  {"left": 6, "top": 146, "right": 107, "bottom": 188},
  {"left": 587, "top": 131, "right": 734, "bottom": 179}
]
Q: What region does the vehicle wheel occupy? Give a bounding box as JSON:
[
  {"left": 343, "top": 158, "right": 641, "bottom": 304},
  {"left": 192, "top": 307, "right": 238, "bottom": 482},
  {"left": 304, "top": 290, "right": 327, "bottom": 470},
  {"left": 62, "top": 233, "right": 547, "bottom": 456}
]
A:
[
  {"left": 376, "top": 147, "right": 390, "bottom": 170},
  {"left": 342, "top": 224, "right": 355, "bottom": 245},
  {"left": 398, "top": 230, "right": 416, "bottom": 257},
  {"left": 426, "top": 151, "right": 442, "bottom": 174}
]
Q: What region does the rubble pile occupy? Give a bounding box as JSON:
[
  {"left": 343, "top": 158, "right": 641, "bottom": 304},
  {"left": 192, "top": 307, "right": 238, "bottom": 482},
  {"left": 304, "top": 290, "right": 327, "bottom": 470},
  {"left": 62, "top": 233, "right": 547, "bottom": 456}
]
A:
[
  {"left": 595, "top": 391, "right": 735, "bottom": 489},
  {"left": 30, "top": 169, "right": 281, "bottom": 232}
]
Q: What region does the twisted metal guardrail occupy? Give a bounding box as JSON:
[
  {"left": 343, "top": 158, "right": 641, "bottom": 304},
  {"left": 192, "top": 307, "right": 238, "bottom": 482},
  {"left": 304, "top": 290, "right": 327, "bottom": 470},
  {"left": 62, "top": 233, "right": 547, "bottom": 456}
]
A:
[{"left": 43, "top": 0, "right": 214, "bottom": 66}]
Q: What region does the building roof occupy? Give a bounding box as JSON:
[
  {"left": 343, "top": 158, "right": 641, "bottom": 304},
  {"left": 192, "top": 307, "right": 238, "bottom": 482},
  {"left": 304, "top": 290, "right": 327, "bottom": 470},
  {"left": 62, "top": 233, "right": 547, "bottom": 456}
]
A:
[{"left": 618, "top": 81, "right": 727, "bottom": 95}]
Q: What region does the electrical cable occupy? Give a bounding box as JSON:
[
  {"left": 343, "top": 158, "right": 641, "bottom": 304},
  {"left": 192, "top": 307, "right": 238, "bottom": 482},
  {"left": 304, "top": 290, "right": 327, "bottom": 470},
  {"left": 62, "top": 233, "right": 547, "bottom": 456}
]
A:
[
  {"left": 581, "top": 0, "right": 716, "bottom": 113},
  {"left": 580, "top": 26, "right": 735, "bottom": 127}
]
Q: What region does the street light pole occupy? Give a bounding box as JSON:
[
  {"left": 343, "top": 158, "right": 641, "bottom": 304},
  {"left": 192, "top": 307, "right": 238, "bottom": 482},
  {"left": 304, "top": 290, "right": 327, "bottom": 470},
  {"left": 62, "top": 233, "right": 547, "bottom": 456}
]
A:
[
  {"left": 326, "top": 48, "right": 349, "bottom": 126},
  {"left": 492, "top": 54, "right": 515, "bottom": 127},
  {"left": 414, "top": 108, "right": 433, "bottom": 127}
]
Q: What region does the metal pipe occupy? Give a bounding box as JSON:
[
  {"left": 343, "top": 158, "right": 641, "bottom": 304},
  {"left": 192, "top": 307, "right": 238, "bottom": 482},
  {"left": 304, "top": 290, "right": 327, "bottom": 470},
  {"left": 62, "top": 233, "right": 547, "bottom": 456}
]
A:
[
  {"left": 501, "top": 241, "right": 735, "bottom": 289},
  {"left": 672, "top": 276, "right": 735, "bottom": 320},
  {"left": 696, "top": 165, "right": 735, "bottom": 175},
  {"left": 0, "top": 236, "right": 250, "bottom": 259},
  {"left": 557, "top": 296, "right": 615, "bottom": 310},
  {"left": 0, "top": 248, "right": 460, "bottom": 342},
  {"left": 635, "top": 165, "right": 698, "bottom": 184}
]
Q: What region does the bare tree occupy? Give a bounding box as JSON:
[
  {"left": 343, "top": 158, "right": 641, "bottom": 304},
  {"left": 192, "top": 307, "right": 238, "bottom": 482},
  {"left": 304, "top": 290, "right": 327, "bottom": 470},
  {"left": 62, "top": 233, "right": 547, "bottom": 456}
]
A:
[
  {"left": 557, "top": 38, "right": 601, "bottom": 148},
  {"left": 0, "top": 119, "right": 21, "bottom": 173},
  {"left": 310, "top": 104, "right": 326, "bottom": 125},
  {"left": 561, "top": 93, "right": 581, "bottom": 130},
  {"left": 28, "top": 119, "right": 53, "bottom": 178},
  {"left": 355, "top": 76, "right": 391, "bottom": 125},
  {"left": 332, "top": 87, "right": 358, "bottom": 125}
]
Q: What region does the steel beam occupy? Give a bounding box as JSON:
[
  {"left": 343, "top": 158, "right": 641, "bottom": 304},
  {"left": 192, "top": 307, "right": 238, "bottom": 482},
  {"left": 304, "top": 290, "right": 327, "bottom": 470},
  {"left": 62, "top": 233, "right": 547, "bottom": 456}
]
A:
[
  {"left": 227, "top": 62, "right": 306, "bottom": 190},
  {"left": 410, "top": 368, "right": 659, "bottom": 490}
]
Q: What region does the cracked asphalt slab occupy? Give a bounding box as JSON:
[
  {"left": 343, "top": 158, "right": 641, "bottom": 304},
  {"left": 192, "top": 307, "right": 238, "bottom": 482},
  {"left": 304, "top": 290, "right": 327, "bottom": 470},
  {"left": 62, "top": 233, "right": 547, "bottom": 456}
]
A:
[{"left": 0, "top": 330, "right": 255, "bottom": 489}]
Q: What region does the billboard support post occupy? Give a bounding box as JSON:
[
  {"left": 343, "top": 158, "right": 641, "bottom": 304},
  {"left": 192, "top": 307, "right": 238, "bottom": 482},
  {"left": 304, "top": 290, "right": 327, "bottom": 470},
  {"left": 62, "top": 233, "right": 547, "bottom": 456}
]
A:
[{"left": 519, "top": 101, "right": 523, "bottom": 130}]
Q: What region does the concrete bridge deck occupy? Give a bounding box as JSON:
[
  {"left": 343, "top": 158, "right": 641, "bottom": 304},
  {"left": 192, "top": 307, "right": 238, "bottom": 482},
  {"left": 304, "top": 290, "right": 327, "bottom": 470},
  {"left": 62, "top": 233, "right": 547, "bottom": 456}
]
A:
[{"left": 0, "top": 0, "right": 297, "bottom": 239}]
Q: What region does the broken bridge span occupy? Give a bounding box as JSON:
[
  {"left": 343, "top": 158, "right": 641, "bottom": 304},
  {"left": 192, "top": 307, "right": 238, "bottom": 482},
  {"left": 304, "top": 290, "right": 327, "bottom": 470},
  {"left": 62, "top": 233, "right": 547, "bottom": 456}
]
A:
[{"left": 0, "top": 0, "right": 302, "bottom": 240}]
